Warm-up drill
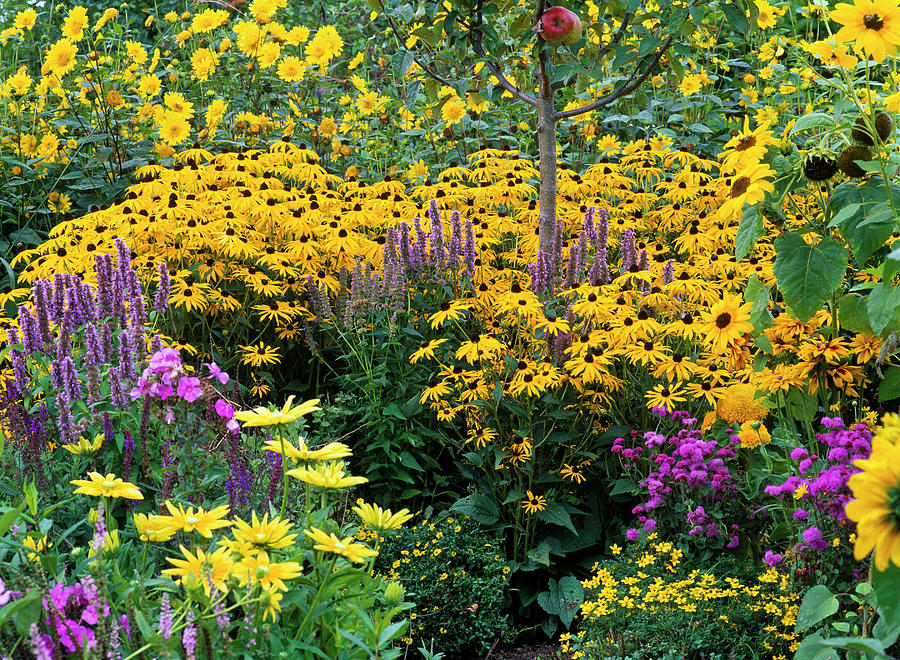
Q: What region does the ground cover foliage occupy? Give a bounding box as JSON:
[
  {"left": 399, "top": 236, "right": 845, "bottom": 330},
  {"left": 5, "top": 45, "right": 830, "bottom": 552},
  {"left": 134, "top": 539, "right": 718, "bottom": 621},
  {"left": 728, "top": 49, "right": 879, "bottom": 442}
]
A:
[{"left": 3, "top": 0, "right": 900, "bottom": 658}]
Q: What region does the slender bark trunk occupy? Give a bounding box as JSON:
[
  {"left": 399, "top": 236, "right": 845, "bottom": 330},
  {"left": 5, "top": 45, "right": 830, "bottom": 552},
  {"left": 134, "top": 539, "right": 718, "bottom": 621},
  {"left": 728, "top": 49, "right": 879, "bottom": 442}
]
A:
[{"left": 536, "top": 43, "right": 556, "bottom": 255}]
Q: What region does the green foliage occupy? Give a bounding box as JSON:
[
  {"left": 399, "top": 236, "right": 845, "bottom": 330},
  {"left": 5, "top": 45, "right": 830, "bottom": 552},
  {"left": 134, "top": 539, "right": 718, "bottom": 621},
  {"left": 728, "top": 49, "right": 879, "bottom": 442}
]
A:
[
  {"left": 376, "top": 515, "right": 511, "bottom": 658},
  {"left": 773, "top": 232, "right": 848, "bottom": 323}
]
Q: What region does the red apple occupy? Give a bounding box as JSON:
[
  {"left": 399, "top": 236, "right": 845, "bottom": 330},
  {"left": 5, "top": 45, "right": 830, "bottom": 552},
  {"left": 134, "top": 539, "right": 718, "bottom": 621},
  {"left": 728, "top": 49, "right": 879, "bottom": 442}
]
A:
[{"left": 539, "top": 6, "right": 583, "bottom": 45}]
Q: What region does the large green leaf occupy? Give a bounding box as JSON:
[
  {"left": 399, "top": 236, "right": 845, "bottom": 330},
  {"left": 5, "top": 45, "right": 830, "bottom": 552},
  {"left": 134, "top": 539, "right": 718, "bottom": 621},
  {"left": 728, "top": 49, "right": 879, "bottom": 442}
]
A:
[
  {"left": 829, "top": 178, "right": 900, "bottom": 266},
  {"left": 736, "top": 204, "right": 764, "bottom": 261},
  {"left": 450, "top": 494, "right": 499, "bottom": 525},
  {"left": 537, "top": 502, "right": 577, "bottom": 535},
  {"left": 867, "top": 281, "right": 900, "bottom": 336},
  {"left": 838, "top": 294, "right": 874, "bottom": 334},
  {"left": 773, "top": 233, "right": 848, "bottom": 322},
  {"left": 873, "top": 562, "right": 900, "bottom": 630},
  {"left": 795, "top": 584, "right": 839, "bottom": 632},
  {"left": 537, "top": 576, "right": 584, "bottom": 629}
]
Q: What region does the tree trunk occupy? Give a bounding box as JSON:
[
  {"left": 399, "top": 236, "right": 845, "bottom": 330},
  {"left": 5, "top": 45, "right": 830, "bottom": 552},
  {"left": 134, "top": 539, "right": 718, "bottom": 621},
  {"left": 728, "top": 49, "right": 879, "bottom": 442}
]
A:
[{"left": 536, "top": 46, "right": 556, "bottom": 255}]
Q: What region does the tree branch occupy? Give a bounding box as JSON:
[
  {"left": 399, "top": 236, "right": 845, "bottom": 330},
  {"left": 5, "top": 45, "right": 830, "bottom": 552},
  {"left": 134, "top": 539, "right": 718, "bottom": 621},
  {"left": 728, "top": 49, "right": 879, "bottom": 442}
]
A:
[
  {"left": 468, "top": 6, "right": 539, "bottom": 106},
  {"left": 553, "top": 34, "right": 675, "bottom": 120}
]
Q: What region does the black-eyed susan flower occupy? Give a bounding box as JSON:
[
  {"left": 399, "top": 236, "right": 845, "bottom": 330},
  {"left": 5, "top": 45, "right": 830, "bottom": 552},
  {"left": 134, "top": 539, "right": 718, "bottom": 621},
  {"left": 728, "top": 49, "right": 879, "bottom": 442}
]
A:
[
  {"left": 832, "top": 0, "right": 900, "bottom": 62},
  {"left": 410, "top": 338, "right": 449, "bottom": 364},
  {"left": 238, "top": 342, "right": 282, "bottom": 367},
  {"left": 644, "top": 383, "right": 686, "bottom": 412},
  {"left": 702, "top": 294, "right": 754, "bottom": 353},
  {"left": 521, "top": 490, "right": 547, "bottom": 514},
  {"left": 70, "top": 472, "right": 143, "bottom": 500}
]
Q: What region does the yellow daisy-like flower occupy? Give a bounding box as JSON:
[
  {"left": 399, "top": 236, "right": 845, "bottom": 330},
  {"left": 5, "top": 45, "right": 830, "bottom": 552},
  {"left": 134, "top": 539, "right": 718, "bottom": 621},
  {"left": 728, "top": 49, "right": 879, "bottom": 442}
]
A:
[
  {"left": 132, "top": 513, "right": 176, "bottom": 542},
  {"left": 61, "top": 5, "right": 88, "bottom": 41},
  {"left": 162, "top": 545, "right": 233, "bottom": 596},
  {"left": 287, "top": 460, "right": 368, "bottom": 489},
  {"left": 238, "top": 342, "right": 282, "bottom": 367},
  {"left": 521, "top": 490, "right": 547, "bottom": 514},
  {"left": 44, "top": 39, "right": 78, "bottom": 78},
  {"left": 831, "top": 0, "right": 900, "bottom": 62},
  {"left": 846, "top": 414, "right": 900, "bottom": 570},
  {"left": 263, "top": 436, "right": 352, "bottom": 463},
  {"left": 737, "top": 421, "right": 772, "bottom": 449},
  {"left": 306, "top": 25, "right": 343, "bottom": 65},
  {"left": 304, "top": 527, "right": 378, "bottom": 563},
  {"left": 442, "top": 98, "right": 466, "bottom": 125},
  {"left": 62, "top": 433, "right": 103, "bottom": 455},
  {"left": 352, "top": 501, "right": 413, "bottom": 532},
  {"left": 22, "top": 535, "right": 52, "bottom": 562},
  {"left": 717, "top": 162, "right": 775, "bottom": 220},
  {"left": 234, "top": 396, "right": 321, "bottom": 427},
  {"left": 156, "top": 501, "right": 232, "bottom": 538},
  {"left": 702, "top": 294, "right": 755, "bottom": 353},
  {"left": 231, "top": 512, "right": 297, "bottom": 551},
  {"left": 234, "top": 551, "right": 303, "bottom": 592},
  {"left": 70, "top": 473, "right": 143, "bottom": 500},
  {"left": 158, "top": 113, "right": 191, "bottom": 146},
  {"left": 277, "top": 55, "right": 305, "bottom": 82}
]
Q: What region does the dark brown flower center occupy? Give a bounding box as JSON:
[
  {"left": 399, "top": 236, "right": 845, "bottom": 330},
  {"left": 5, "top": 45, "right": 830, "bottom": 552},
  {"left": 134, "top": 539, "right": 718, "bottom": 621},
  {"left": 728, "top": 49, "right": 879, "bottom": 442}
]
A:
[
  {"left": 715, "top": 312, "right": 732, "bottom": 329},
  {"left": 736, "top": 135, "right": 757, "bottom": 151},
  {"left": 864, "top": 13, "right": 884, "bottom": 29},
  {"left": 731, "top": 176, "right": 751, "bottom": 198}
]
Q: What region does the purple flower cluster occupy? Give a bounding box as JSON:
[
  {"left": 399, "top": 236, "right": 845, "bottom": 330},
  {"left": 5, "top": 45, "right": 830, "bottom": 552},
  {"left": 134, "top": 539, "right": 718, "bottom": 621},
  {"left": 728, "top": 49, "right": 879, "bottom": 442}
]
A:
[
  {"left": 34, "top": 577, "right": 129, "bottom": 655},
  {"left": 763, "top": 417, "right": 872, "bottom": 557},
  {"left": 3, "top": 238, "right": 166, "bottom": 447},
  {"left": 613, "top": 408, "right": 742, "bottom": 546}
]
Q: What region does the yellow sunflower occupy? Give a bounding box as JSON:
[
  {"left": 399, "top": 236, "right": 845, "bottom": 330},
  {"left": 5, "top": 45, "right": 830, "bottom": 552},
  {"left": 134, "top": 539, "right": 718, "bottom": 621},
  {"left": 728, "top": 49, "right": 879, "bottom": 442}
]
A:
[
  {"left": 846, "top": 414, "right": 900, "bottom": 570},
  {"left": 832, "top": 0, "right": 900, "bottom": 62}
]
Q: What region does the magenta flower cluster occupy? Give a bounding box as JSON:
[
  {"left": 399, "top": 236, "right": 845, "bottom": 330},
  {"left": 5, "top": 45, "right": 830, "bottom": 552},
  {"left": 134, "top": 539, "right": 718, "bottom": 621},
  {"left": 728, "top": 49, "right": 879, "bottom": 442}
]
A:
[
  {"left": 129, "top": 347, "right": 239, "bottom": 432},
  {"left": 34, "top": 577, "right": 129, "bottom": 655},
  {"left": 763, "top": 417, "right": 872, "bottom": 557},
  {"left": 612, "top": 408, "right": 742, "bottom": 547}
]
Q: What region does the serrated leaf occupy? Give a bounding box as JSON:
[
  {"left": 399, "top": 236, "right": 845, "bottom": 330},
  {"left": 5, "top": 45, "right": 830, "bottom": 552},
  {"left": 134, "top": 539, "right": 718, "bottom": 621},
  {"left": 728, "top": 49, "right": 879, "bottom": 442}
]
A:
[
  {"left": 773, "top": 233, "right": 848, "bottom": 322},
  {"left": 536, "top": 502, "right": 577, "bottom": 535},
  {"left": 450, "top": 493, "right": 499, "bottom": 525}
]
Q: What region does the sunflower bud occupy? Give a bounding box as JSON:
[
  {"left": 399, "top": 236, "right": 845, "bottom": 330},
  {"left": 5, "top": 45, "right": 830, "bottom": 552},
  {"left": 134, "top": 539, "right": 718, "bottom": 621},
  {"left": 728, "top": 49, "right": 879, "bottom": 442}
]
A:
[{"left": 383, "top": 581, "right": 405, "bottom": 604}]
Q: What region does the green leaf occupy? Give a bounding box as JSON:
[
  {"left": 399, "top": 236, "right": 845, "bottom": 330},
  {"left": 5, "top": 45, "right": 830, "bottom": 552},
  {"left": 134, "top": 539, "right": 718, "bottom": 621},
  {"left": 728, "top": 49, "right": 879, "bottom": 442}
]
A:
[
  {"left": 873, "top": 562, "right": 900, "bottom": 629},
  {"left": 450, "top": 494, "right": 499, "bottom": 525},
  {"left": 537, "top": 577, "right": 584, "bottom": 629},
  {"left": 536, "top": 502, "right": 577, "bottom": 535},
  {"left": 829, "top": 179, "right": 900, "bottom": 266},
  {"left": 773, "top": 233, "right": 848, "bottom": 322},
  {"left": 795, "top": 584, "right": 839, "bottom": 632},
  {"left": 791, "top": 634, "right": 848, "bottom": 659},
  {"left": 0, "top": 500, "right": 26, "bottom": 538},
  {"left": 744, "top": 274, "right": 772, "bottom": 332},
  {"left": 736, "top": 204, "right": 764, "bottom": 261},
  {"left": 879, "top": 367, "right": 900, "bottom": 402},
  {"left": 838, "top": 294, "right": 874, "bottom": 334},
  {"left": 789, "top": 112, "right": 834, "bottom": 136},
  {"left": 867, "top": 281, "right": 900, "bottom": 336}
]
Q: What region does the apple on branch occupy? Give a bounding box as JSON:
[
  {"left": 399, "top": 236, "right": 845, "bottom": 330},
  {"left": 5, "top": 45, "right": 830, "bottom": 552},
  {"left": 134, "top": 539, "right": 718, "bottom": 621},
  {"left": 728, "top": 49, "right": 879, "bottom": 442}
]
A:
[{"left": 538, "top": 6, "right": 583, "bottom": 45}]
